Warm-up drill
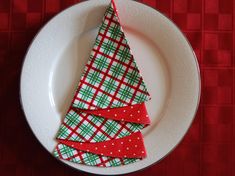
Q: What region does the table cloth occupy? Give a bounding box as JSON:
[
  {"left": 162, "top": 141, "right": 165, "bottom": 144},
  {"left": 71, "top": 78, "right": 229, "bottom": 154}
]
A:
[{"left": 0, "top": 0, "right": 234, "bottom": 175}]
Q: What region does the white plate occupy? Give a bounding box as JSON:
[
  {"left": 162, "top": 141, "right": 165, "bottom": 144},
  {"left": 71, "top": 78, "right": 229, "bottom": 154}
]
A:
[{"left": 20, "top": 0, "right": 200, "bottom": 175}]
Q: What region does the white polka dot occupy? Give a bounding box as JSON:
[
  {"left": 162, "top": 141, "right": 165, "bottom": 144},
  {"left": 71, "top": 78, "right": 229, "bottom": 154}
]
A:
[
  {"left": 103, "top": 145, "right": 106, "bottom": 148},
  {"left": 112, "top": 143, "right": 114, "bottom": 146},
  {"left": 101, "top": 153, "right": 103, "bottom": 155},
  {"left": 146, "top": 115, "right": 149, "bottom": 117},
  {"left": 123, "top": 110, "right": 126, "bottom": 112},
  {"left": 118, "top": 150, "right": 121, "bottom": 152},
  {"left": 87, "top": 149, "right": 89, "bottom": 152},
  {"left": 107, "top": 110, "right": 110, "bottom": 112},
  {"left": 80, "top": 143, "right": 83, "bottom": 145},
  {"left": 128, "top": 139, "right": 131, "bottom": 142},
  {"left": 98, "top": 114, "right": 101, "bottom": 116},
  {"left": 71, "top": 144, "right": 74, "bottom": 147},
  {"left": 124, "top": 155, "right": 127, "bottom": 158},
  {"left": 133, "top": 153, "right": 136, "bottom": 156},
  {"left": 126, "top": 147, "right": 129, "bottom": 150},
  {"left": 142, "top": 151, "right": 145, "bottom": 154},
  {"left": 95, "top": 147, "right": 98, "bottom": 150},
  {"left": 137, "top": 137, "right": 140, "bottom": 140},
  {"left": 135, "top": 145, "right": 137, "bottom": 148},
  {"left": 121, "top": 118, "right": 124, "bottom": 121},
  {"left": 110, "top": 152, "right": 113, "bottom": 154},
  {"left": 130, "top": 114, "right": 133, "bottom": 117},
  {"left": 131, "top": 106, "right": 133, "bottom": 109},
  {"left": 114, "top": 114, "right": 117, "bottom": 117},
  {"left": 137, "top": 110, "right": 140, "bottom": 113},
  {"left": 121, "top": 142, "right": 124, "bottom": 144},
  {"left": 137, "top": 118, "right": 140, "bottom": 121}
]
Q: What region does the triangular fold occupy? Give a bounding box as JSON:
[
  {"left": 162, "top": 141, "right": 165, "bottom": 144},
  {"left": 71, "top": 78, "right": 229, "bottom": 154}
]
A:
[
  {"left": 83, "top": 103, "right": 150, "bottom": 124},
  {"left": 72, "top": 0, "right": 150, "bottom": 110},
  {"left": 56, "top": 108, "right": 145, "bottom": 143},
  {"left": 54, "top": 143, "right": 140, "bottom": 167},
  {"left": 58, "top": 131, "right": 146, "bottom": 158}
]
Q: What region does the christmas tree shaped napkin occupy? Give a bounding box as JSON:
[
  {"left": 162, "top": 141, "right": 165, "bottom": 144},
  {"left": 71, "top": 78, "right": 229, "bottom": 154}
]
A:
[{"left": 54, "top": 0, "right": 151, "bottom": 167}]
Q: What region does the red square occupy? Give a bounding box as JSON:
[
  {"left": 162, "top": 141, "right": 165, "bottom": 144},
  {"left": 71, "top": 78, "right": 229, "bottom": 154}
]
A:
[
  {"left": 183, "top": 145, "right": 200, "bottom": 161},
  {"left": 13, "top": 0, "right": 27, "bottom": 13},
  {"left": 218, "top": 106, "right": 233, "bottom": 124},
  {"left": 187, "top": 13, "right": 201, "bottom": 30},
  {"left": 0, "top": 13, "right": 9, "bottom": 30},
  {"left": 217, "top": 124, "right": 232, "bottom": 142},
  {"left": 184, "top": 162, "right": 200, "bottom": 176},
  {"left": 217, "top": 165, "right": 232, "bottom": 176},
  {"left": 46, "top": 0, "right": 60, "bottom": 13},
  {"left": 218, "top": 15, "right": 233, "bottom": 30},
  {"left": 173, "top": 13, "right": 187, "bottom": 30},
  {"left": 156, "top": 0, "right": 171, "bottom": 15},
  {"left": 202, "top": 144, "right": 232, "bottom": 176},
  {"left": 188, "top": 0, "right": 202, "bottom": 13},
  {"left": 219, "top": 0, "right": 233, "bottom": 13},
  {"left": 11, "top": 32, "right": 27, "bottom": 52},
  {"left": 219, "top": 33, "right": 233, "bottom": 50},
  {"left": 0, "top": 32, "right": 8, "bottom": 50},
  {"left": 203, "top": 87, "right": 218, "bottom": 104},
  {"left": 217, "top": 144, "right": 231, "bottom": 162},
  {"left": 0, "top": 50, "right": 6, "bottom": 65},
  {"left": 27, "top": 13, "right": 41, "bottom": 29},
  {"left": 27, "top": 0, "right": 43, "bottom": 12},
  {"left": 203, "top": 50, "right": 218, "bottom": 65},
  {"left": 205, "top": 33, "right": 218, "bottom": 50},
  {"left": 218, "top": 87, "right": 232, "bottom": 104},
  {"left": 202, "top": 164, "right": 217, "bottom": 176},
  {"left": 203, "top": 69, "right": 218, "bottom": 87},
  {"left": 11, "top": 13, "right": 26, "bottom": 30},
  {"left": 0, "top": 0, "right": 10, "bottom": 12},
  {"left": 205, "top": 0, "right": 219, "bottom": 13},
  {"left": 204, "top": 14, "right": 218, "bottom": 30},
  {"left": 173, "top": 0, "right": 187, "bottom": 13},
  {"left": 202, "top": 144, "right": 218, "bottom": 162},
  {"left": 217, "top": 50, "right": 232, "bottom": 66},
  {"left": 218, "top": 69, "right": 233, "bottom": 86},
  {"left": 202, "top": 124, "right": 218, "bottom": 142},
  {"left": 144, "top": 161, "right": 167, "bottom": 175},
  {"left": 185, "top": 32, "right": 202, "bottom": 49},
  {"left": 203, "top": 106, "right": 218, "bottom": 124}
]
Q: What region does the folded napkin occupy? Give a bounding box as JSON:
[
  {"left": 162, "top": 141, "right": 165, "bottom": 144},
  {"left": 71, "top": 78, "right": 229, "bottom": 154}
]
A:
[{"left": 54, "top": 0, "right": 151, "bottom": 167}]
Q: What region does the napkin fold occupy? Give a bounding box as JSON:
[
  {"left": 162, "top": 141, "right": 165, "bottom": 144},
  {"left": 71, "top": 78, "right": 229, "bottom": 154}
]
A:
[{"left": 54, "top": 0, "right": 151, "bottom": 167}]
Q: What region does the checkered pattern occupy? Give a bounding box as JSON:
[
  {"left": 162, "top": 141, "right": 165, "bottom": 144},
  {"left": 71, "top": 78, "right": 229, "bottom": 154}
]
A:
[
  {"left": 57, "top": 108, "right": 144, "bottom": 142},
  {"left": 72, "top": 2, "right": 150, "bottom": 110},
  {"left": 54, "top": 144, "right": 139, "bottom": 167},
  {"left": 54, "top": 1, "right": 149, "bottom": 167},
  {"left": 1, "top": 0, "right": 235, "bottom": 174}
]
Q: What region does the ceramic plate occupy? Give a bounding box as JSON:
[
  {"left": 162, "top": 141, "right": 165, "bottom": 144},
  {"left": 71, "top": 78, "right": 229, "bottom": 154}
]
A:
[{"left": 20, "top": 0, "right": 200, "bottom": 175}]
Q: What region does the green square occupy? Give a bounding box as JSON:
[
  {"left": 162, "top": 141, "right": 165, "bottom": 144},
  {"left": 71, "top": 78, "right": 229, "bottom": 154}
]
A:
[{"left": 83, "top": 153, "right": 100, "bottom": 165}]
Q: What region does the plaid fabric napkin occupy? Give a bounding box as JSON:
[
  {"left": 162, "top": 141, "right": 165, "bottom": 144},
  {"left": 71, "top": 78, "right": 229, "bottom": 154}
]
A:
[{"left": 54, "top": 0, "right": 151, "bottom": 167}]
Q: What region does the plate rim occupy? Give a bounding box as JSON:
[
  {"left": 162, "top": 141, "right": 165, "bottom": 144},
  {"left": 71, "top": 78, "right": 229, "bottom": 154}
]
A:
[{"left": 19, "top": 0, "right": 201, "bottom": 175}]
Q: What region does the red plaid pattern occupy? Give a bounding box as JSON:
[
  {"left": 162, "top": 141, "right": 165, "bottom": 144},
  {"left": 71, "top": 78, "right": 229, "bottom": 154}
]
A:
[
  {"left": 54, "top": 1, "right": 149, "bottom": 167},
  {"left": 57, "top": 108, "right": 145, "bottom": 143},
  {"left": 72, "top": 0, "right": 150, "bottom": 110}
]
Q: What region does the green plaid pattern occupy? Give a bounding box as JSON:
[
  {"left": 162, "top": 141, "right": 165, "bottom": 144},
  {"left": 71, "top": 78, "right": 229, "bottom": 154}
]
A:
[
  {"left": 54, "top": 144, "right": 139, "bottom": 167},
  {"left": 72, "top": 1, "right": 150, "bottom": 110},
  {"left": 56, "top": 108, "right": 144, "bottom": 142},
  {"left": 54, "top": 1, "right": 149, "bottom": 167}
]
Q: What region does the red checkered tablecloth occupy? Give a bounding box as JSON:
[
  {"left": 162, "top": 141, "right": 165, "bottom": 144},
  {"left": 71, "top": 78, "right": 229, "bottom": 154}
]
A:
[{"left": 0, "top": 0, "right": 234, "bottom": 175}]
